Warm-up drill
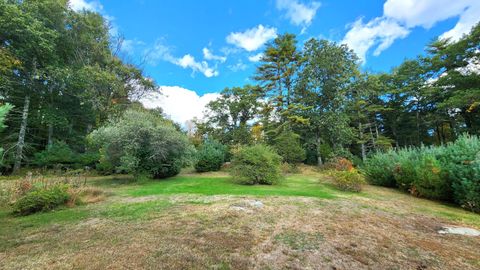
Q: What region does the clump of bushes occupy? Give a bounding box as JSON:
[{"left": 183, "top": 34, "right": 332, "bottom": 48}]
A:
[
  {"left": 329, "top": 169, "right": 366, "bottom": 192},
  {"left": 12, "top": 184, "right": 70, "bottom": 215},
  {"left": 195, "top": 140, "right": 227, "bottom": 172},
  {"left": 8, "top": 174, "right": 104, "bottom": 215},
  {"left": 230, "top": 144, "right": 282, "bottom": 185},
  {"left": 362, "top": 134, "right": 480, "bottom": 212},
  {"left": 88, "top": 109, "right": 196, "bottom": 179},
  {"left": 33, "top": 141, "right": 100, "bottom": 169}
]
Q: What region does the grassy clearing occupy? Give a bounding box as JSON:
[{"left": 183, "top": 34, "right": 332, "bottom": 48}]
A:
[
  {"left": 125, "top": 174, "right": 338, "bottom": 199},
  {"left": 1, "top": 169, "right": 480, "bottom": 269}
]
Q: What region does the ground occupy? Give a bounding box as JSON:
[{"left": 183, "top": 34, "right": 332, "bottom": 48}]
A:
[{"left": 1, "top": 167, "right": 479, "bottom": 269}]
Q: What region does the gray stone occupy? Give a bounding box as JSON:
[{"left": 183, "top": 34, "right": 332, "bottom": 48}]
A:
[{"left": 438, "top": 226, "right": 480, "bottom": 236}]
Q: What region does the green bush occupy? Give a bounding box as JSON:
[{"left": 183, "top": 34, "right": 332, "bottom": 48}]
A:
[
  {"left": 392, "top": 149, "right": 419, "bottom": 192},
  {"left": 12, "top": 184, "right": 70, "bottom": 216},
  {"left": 88, "top": 109, "right": 196, "bottom": 178},
  {"left": 195, "top": 140, "right": 227, "bottom": 172},
  {"left": 33, "top": 141, "right": 76, "bottom": 167},
  {"left": 413, "top": 154, "right": 449, "bottom": 200},
  {"left": 329, "top": 169, "right": 366, "bottom": 192},
  {"left": 441, "top": 134, "right": 480, "bottom": 211},
  {"left": 361, "top": 152, "right": 397, "bottom": 187},
  {"left": 363, "top": 134, "right": 480, "bottom": 212},
  {"left": 230, "top": 144, "right": 282, "bottom": 185},
  {"left": 273, "top": 131, "right": 306, "bottom": 164}
]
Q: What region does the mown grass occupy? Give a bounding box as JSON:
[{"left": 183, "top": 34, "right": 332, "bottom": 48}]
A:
[{"left": 125, "top": 175, "right": 338, "bottom": 199}]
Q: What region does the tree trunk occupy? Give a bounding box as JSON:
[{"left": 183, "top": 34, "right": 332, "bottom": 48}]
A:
[
  {"left": 359, "top": 122, "right": 366, "bottom": 161},
  {"left": 13, "top": 95, "right": 30, "bottom": 173},
  {"left": 316, "top": 134, "right": 323, "bottom": 166},
  {"left": 47, "top": 123, "right": 53, "bottom": 148}
]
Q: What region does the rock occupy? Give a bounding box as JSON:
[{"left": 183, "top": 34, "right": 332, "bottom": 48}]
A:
[
  {"left": 438, "top": 226, "right": 480, "bottom": 236},
  {"left": 230, "top": 200, "right": 264, "bottom": 212}
]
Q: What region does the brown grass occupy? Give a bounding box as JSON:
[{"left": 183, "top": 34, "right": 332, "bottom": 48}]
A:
[{"left": 1, "top": 170, "right": 479, "bottom": 269}]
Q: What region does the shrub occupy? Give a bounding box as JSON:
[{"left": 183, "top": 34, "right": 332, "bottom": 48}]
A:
[
  {"left": 195, "top": 140, "right": 227, "bottom": 172},
  {"left": 324, "top": 157, "right": 354, "bottom": 171},
  {"left": 412, "top": 154, "right": 449, "bottom": 200},
  {"left": 88, "top": 109, "right": 196, "bottom": 178},
  {"left": 12, "top": 184, "right": 70, "bottom": 216},
  {"left": 273, "top": 131, "right": 306, "bottom": 164},
  {"left": 230, "top": 144, "right": 282, "bottom": 185},
  {"left": 392, "top": 149, "right": 419, "bottom": 192},
  {"left": 361, "top": 152, "right": 397, "bottom": 187},
  {"left": 33, "top": 141, "right": 76, "bottom": 167},
  {"left": 442, "top": 134, "right": 480, "bottom": 211},
  {"left": 329, "top": 169, "right": 366, "bottom": 192}
]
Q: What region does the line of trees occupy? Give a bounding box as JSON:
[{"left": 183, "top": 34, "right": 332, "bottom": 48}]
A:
[
  {"left": 0, "top": 0, "right": 154, "bottom": 173},
  {"left": 194, "top": 25, "right": 480, "bottom": 165}
]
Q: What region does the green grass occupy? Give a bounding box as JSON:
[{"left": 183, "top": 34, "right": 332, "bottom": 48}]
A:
[{"left": 126, "top": 175, "right": 337, "bottom": 199}]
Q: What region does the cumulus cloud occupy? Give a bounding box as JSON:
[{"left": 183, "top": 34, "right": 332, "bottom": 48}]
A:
[
  {"left": 203, "top": 48, "right": 227, "bottom": 63},
  {"left": 176, "top": 54, "right": 219, "bottom": 78},
  {"left": 69, "top": 0, "right": 102, "bottom": 12},
  {"left": 146, "top": 41, "right": 219, "bottom": 78},
  {"left": 140, "top": 86, "right": 220, "bottom": 124},
  {"left": 275, "top": 0, "right": 321, "bottom": 32},
  {"left": 342, "top": 0, "right": 480, "bottom": 63},
  {"left": 226, "top": 25, "right": 277, "bottom": 52},
  {"left": 248, "top": 53, "right": 264, "bottom": 62},
  {"left": 342, "top": 18, "right": 409, "bottom": 63}
]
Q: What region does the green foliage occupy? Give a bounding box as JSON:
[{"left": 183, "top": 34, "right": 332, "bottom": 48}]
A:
[
  {"left": 413, "top": 154, "right": 449, "bottom": 200},
  {"left": 392, "top": 149, "right": 419, "bottom": 192},
  {"left": 329, "top": 169, "right": 366, "bottom": 192},
  {"left": 273, "top": 130, "right": 306, "bottom": 164},
  {"left": 12, "top": 184, "right": 70, "bottom": 216},
  {"left": 33, "top": 141, "right": 99, "bottom": 168},
  {"left": 33, "top": 141, "right": 75, "bottom": 167},
  {"left": 361, "top": 152, "right": 397, "bottom": 187},
  {"left": 364, "top": 134, "right": 480, "bottom": 212},
  {"left": 195, "top": 140, "right": 227, "bottom": 172},
  {"left": 441, "top": 134, "right": 480, "bottom": 211},
  {"left": 230, "top": 144, "right": 282, "bottom": 185},
  {"left": 88, "top": 109, "right": 195, "bottom": 179}
]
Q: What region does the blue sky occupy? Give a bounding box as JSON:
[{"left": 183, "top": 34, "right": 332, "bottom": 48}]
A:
[{"left": 70, "top": 0, "right": 480, "bottom": 124}]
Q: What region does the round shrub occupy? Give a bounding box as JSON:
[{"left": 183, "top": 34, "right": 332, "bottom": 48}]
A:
[
  {"left": 195, "top": 140, "right": 227, "bottom": 172},
  {"left": 88, "top": 109, "right": 195, "bottom": 179},
  {"left": 329, "top": 169, "right": 366, "bottom": 192},
  {"left": 12, "top": 184, "right": 70, "bottom": 216},
  {"left": 230, "top": 144, "right": 282, "bottom": 185},
  {"left": 361, "top": 152, "right": 397, "bottom": 187}
]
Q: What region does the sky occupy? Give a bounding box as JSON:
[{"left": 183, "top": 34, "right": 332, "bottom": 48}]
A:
[{"left": 70, "top": 0, "right": 480, "bottom": 125}]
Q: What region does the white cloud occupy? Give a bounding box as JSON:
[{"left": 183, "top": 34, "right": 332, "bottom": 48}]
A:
[
  {"left": 248, "top": 53, "right": 264, "bottom": 62},
  {"left": 228, "top": 60, "right": 248, "bottom": 72},
  {"left": 226, "top": 25, "right": 277, "bottom": 52},
  {"left": 140, "top": 86, "right": 220, "bottom": 124},
  {"left": 276, "top": 0, "right": 321, "bottom": 31},
  {"left": 342, "top": 17, "right": 409, "bottom": 63},
  {"left": 176, "top": 54, "right": 219, "bottom": 78},
  {"left": 203, "top": 48, "right": 227, "bottom": 63},
  {"left": 69, "top": 0, "right": 102, "bottom": 12},
  {"left": 146, "top": 41, "right": 219, "bottom": 78},
  {"left": 342, "top": 0, "right": 480, "bottom": 63}
]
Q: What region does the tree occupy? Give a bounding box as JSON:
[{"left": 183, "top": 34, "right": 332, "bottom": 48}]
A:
[
  {"left": 295, "top": 39, "right": 358, "bottom": 165},
  {"left": 196, "top": 85, "right": 262, "bottom": 145}
]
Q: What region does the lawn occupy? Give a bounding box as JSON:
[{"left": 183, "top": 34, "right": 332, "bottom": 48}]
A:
[{"left": 1, "top": 169, "right": 480, "bottom": 269}]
